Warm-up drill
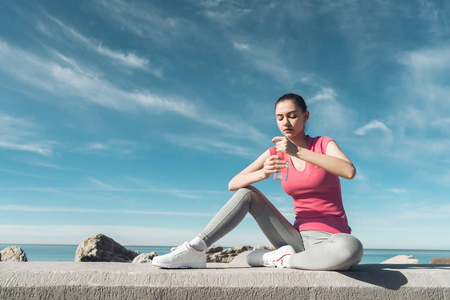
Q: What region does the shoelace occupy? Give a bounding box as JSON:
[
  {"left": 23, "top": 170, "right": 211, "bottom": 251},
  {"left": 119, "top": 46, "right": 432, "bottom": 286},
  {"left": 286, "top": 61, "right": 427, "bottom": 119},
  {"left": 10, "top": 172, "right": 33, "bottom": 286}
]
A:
[
  {"left": 170, "top": 243, "right": 189, "bottom": 255},
  {"left": 263, "top": 254, "right": 291, "bottom": 267}
]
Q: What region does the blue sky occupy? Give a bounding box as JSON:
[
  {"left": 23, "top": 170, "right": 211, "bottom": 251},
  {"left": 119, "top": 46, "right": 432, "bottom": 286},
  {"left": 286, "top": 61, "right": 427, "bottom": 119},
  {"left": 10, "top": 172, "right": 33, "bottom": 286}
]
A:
[{"left": 1, "top": 0, "right": 449, "bottom": 249}]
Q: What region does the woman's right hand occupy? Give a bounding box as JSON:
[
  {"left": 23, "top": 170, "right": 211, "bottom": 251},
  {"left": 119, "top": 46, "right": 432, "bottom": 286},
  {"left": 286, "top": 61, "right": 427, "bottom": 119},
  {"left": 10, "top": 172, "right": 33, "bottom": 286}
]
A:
[
  {"left": 229, "top": 150, "right": 287, "bottom": 190},
  {"left": 263, "top": 155, "right": 287, "bottom": 179}
]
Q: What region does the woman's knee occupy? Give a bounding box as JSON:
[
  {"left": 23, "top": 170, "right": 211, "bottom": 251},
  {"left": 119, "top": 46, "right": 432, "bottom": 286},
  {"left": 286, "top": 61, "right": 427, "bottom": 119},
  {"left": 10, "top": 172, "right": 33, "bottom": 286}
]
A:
[
  {"left": 232, "top": 187, "right": 266, "bottom": 216},
  {"left": 332, "top": 234, "right": 364, "bottom": 263}
]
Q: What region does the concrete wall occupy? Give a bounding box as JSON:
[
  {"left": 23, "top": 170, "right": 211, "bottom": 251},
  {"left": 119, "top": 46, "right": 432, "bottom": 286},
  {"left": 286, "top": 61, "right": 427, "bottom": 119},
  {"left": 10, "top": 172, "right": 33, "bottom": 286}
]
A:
[{"left": 1, "top": 262, "right": 449, "bottom": 299}]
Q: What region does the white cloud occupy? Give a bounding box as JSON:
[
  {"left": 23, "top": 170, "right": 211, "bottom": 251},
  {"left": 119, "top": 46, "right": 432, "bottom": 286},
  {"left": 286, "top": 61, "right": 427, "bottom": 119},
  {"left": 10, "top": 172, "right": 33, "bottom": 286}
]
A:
[
  {"left": 164, "top": 134, "right": 255, "bottom": 157},
  {"left": 388, "top": 188, "right": 408, "bottom": 194},
  {"left": 229, "top": 38, "right": 355, "bottom": 137},
  {"left": 233, "top": 42, "right": 250, "bottom": 51},
  {"left": 0, "top": 39, "right": 267, "bottom": 151},
  {"left": 0, "top": 168, "right": 50, "bottom": 179},
  {"left": 306, "top": 87, "right": 355, "bottom": 136},
  {"left": 198, "top": 0, "right": 226, "bottom": 8},
  {"left": 203, "top": 8, "right": 252, "bottom": 26},
  {"left": 354, "top": 120, "right": 392, "bottom": 136},
  {"left": 430, "top": 118, "right": 450, "bottom": 127},
  {"left": 0, "top": 205, "right": 214, "bottom": 217},
  {"left": 0, "top": 114, "right": 55, "bottom": 155},
  {"left": 397, "top": 204, "right": 450, "bottom": 220},
  {"left": 86, "top": 143, "right": 107, "bottom": 150},
  {"left": 95, "top": 0, "right": 198, "bottom": 46},
  {"left": 96, "top": 44, "right": 150, "bottom": 70},
  {"left": 231, "top": 41, "right": 295, "bottom": 85},
  {"left": 75, "top": 140, "right": 139, "bottom": 156},
  {"left": 379, "top": 44, "right": 450, "bottom": 164},
  {"left": 399, "top": 46, "right": 450, "bottom": 81},
  {"left": 0, "top": 224, "right": 201, "bottom": 245},
  {"left": 47, "top": 15, "right": 151, "bottom": 71}
]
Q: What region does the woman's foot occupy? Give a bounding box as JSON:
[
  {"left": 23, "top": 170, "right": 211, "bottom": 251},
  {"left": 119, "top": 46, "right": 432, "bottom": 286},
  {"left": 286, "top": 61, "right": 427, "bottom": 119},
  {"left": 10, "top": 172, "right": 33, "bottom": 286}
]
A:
[
  {"left": 152, "top": 242, "right": 206, "bottom": 269},
  {"left": 246, "top": 245, "right": 295, "bottom": 268}
]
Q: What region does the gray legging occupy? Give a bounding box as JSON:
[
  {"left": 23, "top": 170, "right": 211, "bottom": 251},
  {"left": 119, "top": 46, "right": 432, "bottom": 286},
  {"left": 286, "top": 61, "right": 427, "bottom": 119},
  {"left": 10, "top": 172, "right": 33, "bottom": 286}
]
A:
[{"left": 197, "top": 187, "right": 363, "bottom": 271}]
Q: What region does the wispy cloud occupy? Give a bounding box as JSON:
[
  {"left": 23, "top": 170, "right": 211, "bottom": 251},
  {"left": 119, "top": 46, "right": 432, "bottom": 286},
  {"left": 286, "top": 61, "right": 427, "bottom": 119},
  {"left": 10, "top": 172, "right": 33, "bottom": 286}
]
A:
[
  {"left": 73, "top": 140, "right": 139, "bottom": 156},
  {"left": 233, "top": 42, "right": 250, "bottom": 51},
  {"left": 232, "top": 41, "right": 296, "bottom": 86},
  {"left": 0, "top": 205, "right": 214, "bottom": 217},
  {"left": 354, "top": 120, "right": 392, "bottom": 136},
  {"left": 385, "top": 44, "right": 450, "bottom": 162},
  {"left": 0, "top": 41, "right": 190, "bottom": 115},
  {"left": 397, "top": 204, "right": 450, "bottom": 220},
  {"left": 0, "top": 183, "right": 225, "bottom": 193},
  {"left": 388, "top": 188, "right": 408, "bottom": 194},
  {"left": 46, "top": 15, "right": 152, "bottom": 71},
  {"left": 231, "top": 40, "right": 355, "bottom": 137},
  {"left": 0, "top": 168, "right": 50, "bottom": 179},
  {"left": 95, "top": 0, "right": 198, "bottom": 46},
  {"left": 0, "top": 40, "right": 266, "bottom": 150},
  {"left": 0, "top": 224, "right": 201, "bottom": 245},
  {"left": 0, "top": 114, "right": 56, "bottom": 155},
  {"left": 24, "top": 160, "right": 84, "bottom": 172},
  {"left": 306, "top": 87, "right": 356, "bottom": 136},
  {"left": 202, "top": 7, "right": 252, "bottom": 27},
  {"left": 164, "top": 134, "right": 255, "bottom": 157}
]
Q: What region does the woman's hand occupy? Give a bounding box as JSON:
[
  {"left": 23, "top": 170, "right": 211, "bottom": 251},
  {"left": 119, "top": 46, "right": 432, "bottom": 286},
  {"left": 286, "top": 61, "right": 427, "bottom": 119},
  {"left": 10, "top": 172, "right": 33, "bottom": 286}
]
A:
[
  {"left": 263, "top": 155, "right": 288, "bottom": 179},
  {"left": 272, "top": 136, "right": 300, "bottom": 157}
]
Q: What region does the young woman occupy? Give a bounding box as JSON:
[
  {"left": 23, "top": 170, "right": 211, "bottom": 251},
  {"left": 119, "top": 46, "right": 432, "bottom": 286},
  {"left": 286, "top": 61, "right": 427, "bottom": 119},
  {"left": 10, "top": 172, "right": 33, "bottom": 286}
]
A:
[{"left": 152, "top": 93, "right": 363, "bottom": 270}]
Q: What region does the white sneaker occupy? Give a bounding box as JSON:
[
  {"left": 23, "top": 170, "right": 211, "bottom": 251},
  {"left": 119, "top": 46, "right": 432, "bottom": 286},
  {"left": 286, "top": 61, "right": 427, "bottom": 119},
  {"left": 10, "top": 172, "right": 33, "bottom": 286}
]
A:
[
  {"left": 262, "top": 245, "right": 295, "bottom": 268},
  {"left": 152, "top": 242, "right": 206, "bottom": 269},
  {"left": 246, "top": 249, "right": 270, "bottom": 267}
]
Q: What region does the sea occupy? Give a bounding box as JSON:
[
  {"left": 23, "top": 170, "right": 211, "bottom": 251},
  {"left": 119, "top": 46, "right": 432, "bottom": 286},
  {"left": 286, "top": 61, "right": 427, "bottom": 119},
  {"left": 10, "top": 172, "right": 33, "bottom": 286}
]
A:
[{"left": 1, "top": 244, "right": 449, "bottom": 264}]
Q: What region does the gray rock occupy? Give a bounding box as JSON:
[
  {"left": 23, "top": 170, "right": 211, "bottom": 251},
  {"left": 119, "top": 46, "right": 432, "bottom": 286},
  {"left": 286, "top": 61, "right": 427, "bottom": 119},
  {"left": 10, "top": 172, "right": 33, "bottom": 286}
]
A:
[
  {"left": 430, "top": 257, "right": 450, "bottom": 264},
  {"left": 206, "top": 245, "right": 223, "bottom": 254},
  {"left": 75, "top": 234, "right": 139, "bottom": 262},
  {"left": 0, "top": 246, "right": 28, "bottom": 262},
  {"left": 381, "top": 255, "right": 418, "bottom": 264},
  {"left": 207, "top": 245, "right": 258, "bottom": 263},
  {"left": 255, "top": 245, "right": 275, "bottom": 250},
  {"left": 132, "top": 252, "right": 158, "bottom": 263}
]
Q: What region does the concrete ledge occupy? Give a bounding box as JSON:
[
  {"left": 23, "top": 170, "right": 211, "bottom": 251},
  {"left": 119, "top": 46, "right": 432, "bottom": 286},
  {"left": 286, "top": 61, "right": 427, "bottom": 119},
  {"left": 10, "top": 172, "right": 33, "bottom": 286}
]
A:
[{"left": 1, "top": 262, "right": 449, "bottom": 299}]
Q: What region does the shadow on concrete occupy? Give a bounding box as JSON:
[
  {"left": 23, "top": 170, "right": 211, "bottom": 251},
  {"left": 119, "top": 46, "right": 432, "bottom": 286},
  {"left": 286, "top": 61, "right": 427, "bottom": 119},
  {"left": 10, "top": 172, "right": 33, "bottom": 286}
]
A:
[
  {"left": 339, "top": 265, "right": 408, "bottom": 290},
  {"left": 338, "top": 264, "right": 450, "bottom": 290},
  {"left": 371, "top": 264, "right": 450, "bottom": 270}
]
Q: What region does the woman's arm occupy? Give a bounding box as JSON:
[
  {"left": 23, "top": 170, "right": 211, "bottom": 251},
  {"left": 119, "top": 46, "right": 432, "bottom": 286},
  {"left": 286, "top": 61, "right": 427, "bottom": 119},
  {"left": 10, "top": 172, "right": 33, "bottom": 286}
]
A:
[
  {"left": 273, "top": 137, "right": 356, "bottom": 180},
  {"left": 228, "top": 150, "right": 286, "bottom": 191}
]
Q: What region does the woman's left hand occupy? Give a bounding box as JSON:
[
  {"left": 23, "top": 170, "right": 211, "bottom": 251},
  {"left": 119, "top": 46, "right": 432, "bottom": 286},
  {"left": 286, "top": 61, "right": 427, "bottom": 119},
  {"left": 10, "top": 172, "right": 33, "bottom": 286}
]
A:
[{"left": 272, "top": 136, "right": 300, "bottom": 157}]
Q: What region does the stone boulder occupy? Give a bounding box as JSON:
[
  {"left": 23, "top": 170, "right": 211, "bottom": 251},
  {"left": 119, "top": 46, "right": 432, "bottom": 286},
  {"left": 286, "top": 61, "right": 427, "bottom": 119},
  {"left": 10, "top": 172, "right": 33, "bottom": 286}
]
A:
[
  {"left": 132, "top": 252, "right": 158, "bottom": 263},
  {"left": 0, "top": 246, "right": 28, "bottom": 262},
  {"left": 430, "top": 257, "right": 450, "bottom": 264},
  {"left": 255, "top": 245, "right": 276, "bottom": 250},
  {"left": 206, "top": 245, "right": 223, "bottom": 254},
  {"left": 75, "top": 234, "right": 139, "bottom": 262},
  {"left": 207, "top": 245, "right": 274, "bottom": 263},
  {"left": 381, "top": 255, "right": 418, "bottom": 264}
]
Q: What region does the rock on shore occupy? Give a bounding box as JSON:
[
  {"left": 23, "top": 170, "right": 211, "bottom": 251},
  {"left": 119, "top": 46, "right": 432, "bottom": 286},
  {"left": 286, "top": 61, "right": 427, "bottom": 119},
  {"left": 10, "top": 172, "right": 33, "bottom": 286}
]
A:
[
  {"left": 0, "top": 246, "right": 28, "bottom": 262},
  {"left": 132, "top": 252, "right": 158, "bottom": 263},
  {"left": 206, "top": 245, "right": 275, "bottom": 263},
  {"left": 381, "top": 255, "right": 418, "bottom": 264},
  {"left": 430, "top": 257, "right": 450, "bottom": 264},
  {"left": 73, "top": 234, "right": 274, "bottom": 264},
  {"left": 75, "top": 234, "right": 139, "bottom": 262}
]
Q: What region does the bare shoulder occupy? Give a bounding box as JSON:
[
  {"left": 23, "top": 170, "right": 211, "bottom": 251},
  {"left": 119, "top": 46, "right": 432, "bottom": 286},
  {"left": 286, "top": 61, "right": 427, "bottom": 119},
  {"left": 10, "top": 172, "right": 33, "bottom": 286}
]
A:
[{"left": 325, "top": 140, "right": 352, "bottom": 162}]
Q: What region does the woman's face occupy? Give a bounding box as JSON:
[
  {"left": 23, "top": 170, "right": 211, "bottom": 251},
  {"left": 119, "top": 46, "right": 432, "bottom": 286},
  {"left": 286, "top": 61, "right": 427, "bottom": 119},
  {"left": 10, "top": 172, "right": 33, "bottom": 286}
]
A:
[{"left": 275, "top": 100, "right": 309, "bottom": 138}]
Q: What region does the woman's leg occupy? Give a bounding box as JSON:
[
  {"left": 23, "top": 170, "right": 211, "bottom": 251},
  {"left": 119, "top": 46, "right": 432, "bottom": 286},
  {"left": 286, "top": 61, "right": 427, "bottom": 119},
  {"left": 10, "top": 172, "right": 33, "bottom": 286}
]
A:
[
  {"left": 288, "top": 231, "right": 364, "bottom": 271},
  {"left": 152, "top": 186, "right": 304, "bottom": 268},
  {"left": 197, "top": 186, "right": 305, "bottom": 252}
]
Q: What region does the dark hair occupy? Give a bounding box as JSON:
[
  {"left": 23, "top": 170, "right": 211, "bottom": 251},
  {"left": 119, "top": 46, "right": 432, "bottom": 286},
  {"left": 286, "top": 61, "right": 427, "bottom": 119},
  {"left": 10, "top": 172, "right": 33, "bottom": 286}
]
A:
[{"left": 275, "top": 93, "right": 307, "bottom": 113}]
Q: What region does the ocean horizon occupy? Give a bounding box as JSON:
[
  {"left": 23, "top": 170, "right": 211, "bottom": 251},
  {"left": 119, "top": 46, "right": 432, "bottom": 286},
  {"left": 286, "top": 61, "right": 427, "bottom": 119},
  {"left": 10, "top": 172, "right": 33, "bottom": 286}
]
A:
[{"left": 1, "top": 244, "right": 449, "bottom": 264}]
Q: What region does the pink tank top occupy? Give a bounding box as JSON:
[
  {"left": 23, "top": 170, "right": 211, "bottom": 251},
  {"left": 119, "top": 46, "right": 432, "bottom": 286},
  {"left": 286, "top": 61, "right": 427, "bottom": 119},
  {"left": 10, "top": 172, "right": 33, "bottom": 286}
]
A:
[{"left": 270, "top": 136, "right": 351, "bottom": 234}]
